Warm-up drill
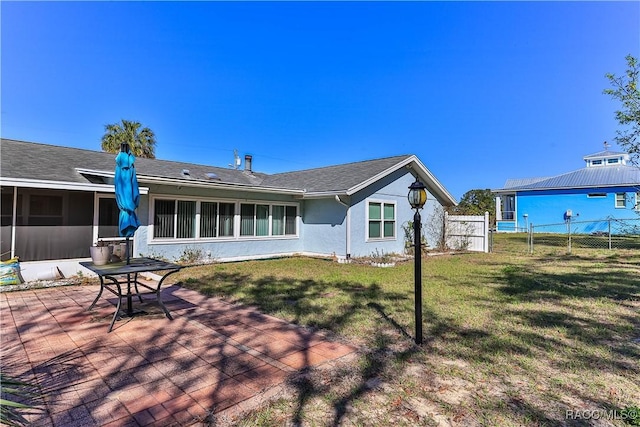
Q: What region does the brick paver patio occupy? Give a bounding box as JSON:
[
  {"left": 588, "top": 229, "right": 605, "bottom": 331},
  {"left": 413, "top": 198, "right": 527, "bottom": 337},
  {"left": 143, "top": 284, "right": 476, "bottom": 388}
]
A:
[{"left": 1, "top": 283, "right": 358, "bottom": 426}]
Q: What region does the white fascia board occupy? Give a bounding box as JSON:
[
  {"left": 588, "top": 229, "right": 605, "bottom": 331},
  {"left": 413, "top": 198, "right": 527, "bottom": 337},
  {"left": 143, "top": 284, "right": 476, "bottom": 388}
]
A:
[
  {"left": 0, "top": 177, "right": 149, "bottom": 194},
  {"left": 138, "top": 175, "right": 305, "bottom": 196},
  {"left": 76, "top": 167, "right": 304, "bottom": 196},
  {"left": 299, "top": 191, "right": 348, "bottom": 199},
  {"left": 403, "top": 156, "right": 458, "bottom": 206}
]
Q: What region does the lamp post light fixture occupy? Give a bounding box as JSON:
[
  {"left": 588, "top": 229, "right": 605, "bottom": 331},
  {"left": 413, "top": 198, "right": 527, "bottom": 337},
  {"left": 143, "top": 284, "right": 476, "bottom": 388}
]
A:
[{"left": 408, "top": 178, "right": 427, "bottom": 345}]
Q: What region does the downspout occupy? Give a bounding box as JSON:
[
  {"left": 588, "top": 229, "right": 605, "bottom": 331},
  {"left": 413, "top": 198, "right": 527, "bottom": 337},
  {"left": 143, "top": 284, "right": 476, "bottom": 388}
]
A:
[{"left": 335, "top": 195, "right": 350, "bottom": 259}]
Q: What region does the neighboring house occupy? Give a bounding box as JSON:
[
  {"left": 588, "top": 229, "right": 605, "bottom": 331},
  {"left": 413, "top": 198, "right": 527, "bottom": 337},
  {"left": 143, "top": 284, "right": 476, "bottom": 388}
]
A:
[
  {"left": 0, "top": 139, "right": 457, "bottom": 280},
  {"left": 494, "top": 148, "right": 640, "bottom": 232}
]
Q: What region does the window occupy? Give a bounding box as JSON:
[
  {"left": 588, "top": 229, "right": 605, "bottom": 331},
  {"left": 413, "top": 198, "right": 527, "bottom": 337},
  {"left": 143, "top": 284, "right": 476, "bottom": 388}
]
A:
[
  {"left": 615, "top": 193, "right": 626, "bottom": 208},
  {"left": 242, "top": 203, "right": 294, "bottom": 237},
  {"left": 219, "top": 203, "right": 235, "bottom": 237},
  {"left": 152, "top": 198, "right": 296, "bottom": 240},
  {"left": 591, "top": 160, "right": 602, "bottom": 166},
  {"left": 177, "top": 201, "right": 196, "bottom": 238},
  {"left": 240, "top": 204, "right": 255, "bottom": 236},
  {"left": 154, "top": 199, "right": 175, "bottom": 238},
  {"left": 368, "top": 201, "right": 395, "bottom": 239},
  {"left": 153, "top": 199, "right": 196, "bottom": 239},
  {"left": 200, "top": 202, "right": 218, "bottom": 238},
  {"left": 608, "top": 158, "right": 619, "bottom": 164},
  {"left": 587, "top": 193, "right": 607, "bottom": 198}
]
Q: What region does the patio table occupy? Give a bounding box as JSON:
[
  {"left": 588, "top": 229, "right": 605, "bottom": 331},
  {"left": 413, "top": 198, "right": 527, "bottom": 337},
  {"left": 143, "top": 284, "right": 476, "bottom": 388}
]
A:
[{"left": 80, "top": 257, "right": 182, "bottom": 332}]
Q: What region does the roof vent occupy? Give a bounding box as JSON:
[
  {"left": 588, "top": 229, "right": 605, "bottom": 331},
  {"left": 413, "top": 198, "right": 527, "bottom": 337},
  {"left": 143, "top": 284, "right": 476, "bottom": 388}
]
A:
[
  {"left": 205, "top": 172, "right": 220, "bottom": 180},
  {"left": 181, "top": 169, "right": 190, "bottom": 177}
]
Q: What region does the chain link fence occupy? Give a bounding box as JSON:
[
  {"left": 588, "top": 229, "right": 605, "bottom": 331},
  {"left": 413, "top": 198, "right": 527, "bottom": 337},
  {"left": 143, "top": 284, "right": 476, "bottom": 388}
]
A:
[{"left": 490, "top": 217, "right": 640, "bottom": 254}]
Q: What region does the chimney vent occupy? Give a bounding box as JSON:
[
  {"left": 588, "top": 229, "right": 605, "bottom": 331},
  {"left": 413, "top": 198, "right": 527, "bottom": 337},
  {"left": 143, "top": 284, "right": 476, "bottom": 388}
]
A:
[{"left": 244, "top": 155, "right": 253, "bottom": 172}]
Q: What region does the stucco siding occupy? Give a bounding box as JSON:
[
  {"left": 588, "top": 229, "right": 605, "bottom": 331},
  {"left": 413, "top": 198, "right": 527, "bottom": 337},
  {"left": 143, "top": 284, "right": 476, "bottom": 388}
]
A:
[
  {"left": 300, "top": 198, "right": 347, "bottom": 257},
  {"left": 349, "top": 169, "right": 444, "bottom": 257}
]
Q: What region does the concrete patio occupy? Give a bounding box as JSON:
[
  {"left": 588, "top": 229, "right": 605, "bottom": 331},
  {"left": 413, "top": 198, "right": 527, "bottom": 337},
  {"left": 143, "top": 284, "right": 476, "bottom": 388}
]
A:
[{"left": 1, "top": 282, "right": 358, "bottom": 426}]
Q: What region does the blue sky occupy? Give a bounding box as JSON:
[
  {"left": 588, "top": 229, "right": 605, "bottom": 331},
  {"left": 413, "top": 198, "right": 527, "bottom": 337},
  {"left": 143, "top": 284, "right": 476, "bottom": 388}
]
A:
[{"left": 2, "top": 1, "right": 639, "bottom": 200}]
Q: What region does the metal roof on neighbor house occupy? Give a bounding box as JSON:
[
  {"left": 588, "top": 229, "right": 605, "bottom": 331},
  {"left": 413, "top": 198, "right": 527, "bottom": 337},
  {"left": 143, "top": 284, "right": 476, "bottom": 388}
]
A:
[
  {"left": 582, "top": 150, "right": 628, "bottom": 159},
  {"left": 502, "top": 177, "right": 551, "bottom": 189},
  {"left": 497, "top": 165, "right": 640, "bottom": 192}
]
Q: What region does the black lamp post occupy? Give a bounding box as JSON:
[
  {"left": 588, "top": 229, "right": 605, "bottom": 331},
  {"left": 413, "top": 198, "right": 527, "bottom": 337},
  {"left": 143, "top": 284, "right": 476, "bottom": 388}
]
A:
[{"left": 408, "top": 178, "right": 427, "bottom": 345}]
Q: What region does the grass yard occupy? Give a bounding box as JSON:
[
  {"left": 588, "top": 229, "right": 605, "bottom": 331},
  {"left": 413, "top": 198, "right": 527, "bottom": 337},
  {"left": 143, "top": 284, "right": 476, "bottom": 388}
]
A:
[{"left": 175, "top": 243, "right": 640, "bottom": 426}]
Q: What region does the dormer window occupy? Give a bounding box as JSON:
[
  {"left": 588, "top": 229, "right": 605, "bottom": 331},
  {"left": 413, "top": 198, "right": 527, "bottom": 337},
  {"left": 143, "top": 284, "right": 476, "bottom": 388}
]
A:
[
  {"left": 607, "top": 158, "right": 619, "bottom": 164},
  {"left": 591, "top": 160, "right": 602, "bottom": 166}
]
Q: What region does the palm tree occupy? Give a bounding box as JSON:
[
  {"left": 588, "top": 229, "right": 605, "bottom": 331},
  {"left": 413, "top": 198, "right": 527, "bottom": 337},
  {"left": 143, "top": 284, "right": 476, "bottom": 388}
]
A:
[{"left": 101, "top": 119, "right": 157, "bottom": 159}]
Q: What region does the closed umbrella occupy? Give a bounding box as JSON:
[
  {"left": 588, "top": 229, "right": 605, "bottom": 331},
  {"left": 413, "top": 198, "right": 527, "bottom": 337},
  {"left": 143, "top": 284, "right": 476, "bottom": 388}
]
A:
[{"left": 114, "top": 143, "right": 140, "bottom": 264}]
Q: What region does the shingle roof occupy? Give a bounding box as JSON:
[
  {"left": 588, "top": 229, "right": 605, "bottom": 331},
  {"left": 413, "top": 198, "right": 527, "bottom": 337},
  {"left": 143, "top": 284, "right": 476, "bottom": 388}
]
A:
[
  {"left": 1, "top": 140, "right": 452, "bottom": 202},
  {"left": 261, "top": 155, "right": 413, "bottom": 193},
  {"left": 0, "top": 139, "right": 265, "bottom": 186}
]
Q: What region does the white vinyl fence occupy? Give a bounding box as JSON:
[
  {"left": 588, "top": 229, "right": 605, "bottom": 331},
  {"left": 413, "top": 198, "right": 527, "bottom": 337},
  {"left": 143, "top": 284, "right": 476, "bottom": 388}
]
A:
[{"left": 445, "top": 212, "right": 490, "bottom": 253}]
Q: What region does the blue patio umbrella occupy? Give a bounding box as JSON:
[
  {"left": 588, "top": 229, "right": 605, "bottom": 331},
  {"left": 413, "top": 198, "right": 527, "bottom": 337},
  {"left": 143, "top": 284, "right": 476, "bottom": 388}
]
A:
[{"left": 114, "top": 143, "right": 140, "bottom": 263}]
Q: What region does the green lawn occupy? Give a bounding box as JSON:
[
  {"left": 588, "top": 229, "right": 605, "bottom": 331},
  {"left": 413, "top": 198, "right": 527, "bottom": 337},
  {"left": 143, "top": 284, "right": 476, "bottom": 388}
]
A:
[{"left": 175, "top": 245, "right": 640, "bottom": 426}]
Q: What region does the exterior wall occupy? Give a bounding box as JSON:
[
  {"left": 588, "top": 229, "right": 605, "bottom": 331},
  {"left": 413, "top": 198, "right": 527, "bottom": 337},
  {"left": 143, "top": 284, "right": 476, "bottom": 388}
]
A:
[
  {"left": 515, "top": 187, "right": 639, "bottom": 230},
  {"left": 300, "top": 198, "right": 347, "bottom": 257},
  {"left": 348, "top": 169, "right": 444, "bottom": 257},
  {"left": 137, "top": 185, "right": 304, "bottom": 262}
]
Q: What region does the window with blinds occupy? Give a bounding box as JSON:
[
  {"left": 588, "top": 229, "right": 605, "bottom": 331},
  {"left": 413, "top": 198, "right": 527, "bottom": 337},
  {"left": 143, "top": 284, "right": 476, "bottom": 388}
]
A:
[{"left": 152, "top": 198, "right": 296, "bottom": 240}]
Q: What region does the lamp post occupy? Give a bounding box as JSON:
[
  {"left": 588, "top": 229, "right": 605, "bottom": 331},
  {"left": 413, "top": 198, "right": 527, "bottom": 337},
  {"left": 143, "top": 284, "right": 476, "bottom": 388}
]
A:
[{"left": 408, "top": 178, "right": 427, "bottom": 345}]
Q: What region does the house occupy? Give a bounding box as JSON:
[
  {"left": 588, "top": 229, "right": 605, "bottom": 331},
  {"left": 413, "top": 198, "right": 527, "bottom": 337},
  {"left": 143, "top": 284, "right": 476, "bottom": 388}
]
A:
[
  {"left": 494, "top": 147, "right": 640, "bottom": 232},
  {"left": 0, "top": 139, "right": 457, "bottom": 281}
]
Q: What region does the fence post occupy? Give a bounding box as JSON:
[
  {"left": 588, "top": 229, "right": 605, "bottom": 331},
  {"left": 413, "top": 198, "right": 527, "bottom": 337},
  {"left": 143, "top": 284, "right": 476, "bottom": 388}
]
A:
[
  {"left": 484, "top": 212, "right": 489, "bottom": 253},
  {"left": 529, "top": 223, "right": 534, "bottom": 254},
  {"left": 567, "top": 217, "right": 572, "bottom": 254},
  {"left": 608, "top": 219, "right": 612, "bottom": 250}
]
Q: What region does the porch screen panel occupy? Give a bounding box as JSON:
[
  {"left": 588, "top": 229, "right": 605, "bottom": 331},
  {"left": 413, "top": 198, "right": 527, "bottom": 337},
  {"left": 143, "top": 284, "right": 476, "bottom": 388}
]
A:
[
  {"left": 272, "top": 206, "right": 284, "bottom": 236},
  {"left": 154, "top": 200, "right": 175, "bottom": 238},
  {"left": 285, "top": 206, "right": 297, "bottom": 235},
  {"left": 240, "top": 204, "right": 255, "bottom": 236},
  {"left": 1, "top": 188, "right": 13, "bottom": 261},
  {"left": 200, "top": 202, "right": 218, "bottom": 238},
  {"left": 15, "top": 190, "right": 93, "bottom": 261},
  {"left": 219, "top": 203, "right": 234, "bottom": 237},
  {"left": 98, "top": 198, "right": 119, "bottom": 238},
  {"left": 256, "top": 205, "right": 269, "bottom": 236},
  {"left": 177, "top": 201, "right": 196, "bottom": 238}
]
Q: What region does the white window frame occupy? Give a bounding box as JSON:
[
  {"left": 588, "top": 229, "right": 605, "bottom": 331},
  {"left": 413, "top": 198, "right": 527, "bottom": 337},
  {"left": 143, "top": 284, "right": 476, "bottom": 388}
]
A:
[
  {"left": 366, "top": 199, "right": 397, "bottom": 241},
  {"left": 615, "top": 193, "right": 626, "bottom": 209},
  {"left": 149, "top": 195, "right": 299, "bottom": 243}
]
